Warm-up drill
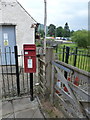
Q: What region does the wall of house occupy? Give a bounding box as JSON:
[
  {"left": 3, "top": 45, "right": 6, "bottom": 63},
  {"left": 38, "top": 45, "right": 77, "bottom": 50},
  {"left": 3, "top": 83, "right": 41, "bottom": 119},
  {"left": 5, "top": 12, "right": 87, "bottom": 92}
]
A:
[
  {"left": 0, "top": 1, "right": 2, "bottom": 23},
  {"left": 1, "top": 0, "right": 36, "bottom": 55}
]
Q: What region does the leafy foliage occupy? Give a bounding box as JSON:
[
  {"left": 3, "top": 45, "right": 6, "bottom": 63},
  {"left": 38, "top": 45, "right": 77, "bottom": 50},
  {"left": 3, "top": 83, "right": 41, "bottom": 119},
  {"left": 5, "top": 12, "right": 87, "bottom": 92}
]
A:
[
  {"left": 48, "top": 24, "right": 56, "bottom": 37},
  {"left": 88, "top": 30, "right": 90, "bottom": 46},
  {"left": 38, "top": 30, "right": 44, "bottom": 38},
  {"left": 72, "top": 30, "right": 88, "bottom": 48},
  {"left": 56, "top": 26, "right": 64, "bottom": 37},
  {"left": 48, "top": 23, "right": 71, "bottom": 37},
  {"left": 64, "top": 22, "right": 70, "bottom": 37},
  {"left": 70, "top": 30, "right": 74, "bottom": 36}
]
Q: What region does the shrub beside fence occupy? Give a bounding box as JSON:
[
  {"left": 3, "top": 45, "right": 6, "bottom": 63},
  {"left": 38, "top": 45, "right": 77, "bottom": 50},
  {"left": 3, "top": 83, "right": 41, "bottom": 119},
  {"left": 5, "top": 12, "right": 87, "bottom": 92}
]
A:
[{"left": 55, "top": 45, "right": 90, "bottom": 72}]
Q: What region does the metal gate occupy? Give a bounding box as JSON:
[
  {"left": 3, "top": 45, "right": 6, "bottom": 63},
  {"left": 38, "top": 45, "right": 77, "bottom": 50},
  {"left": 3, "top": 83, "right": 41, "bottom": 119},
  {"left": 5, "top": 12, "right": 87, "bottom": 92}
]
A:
[{"left": 1, "top": 46, "right": 31, "bottom": 100}]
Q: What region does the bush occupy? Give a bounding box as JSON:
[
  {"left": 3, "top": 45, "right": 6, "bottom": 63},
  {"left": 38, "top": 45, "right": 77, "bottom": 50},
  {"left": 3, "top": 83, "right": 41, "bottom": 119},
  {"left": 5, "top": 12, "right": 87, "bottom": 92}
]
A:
[{"left": 72, "top": 30, "right": 88, "bottom": 48}]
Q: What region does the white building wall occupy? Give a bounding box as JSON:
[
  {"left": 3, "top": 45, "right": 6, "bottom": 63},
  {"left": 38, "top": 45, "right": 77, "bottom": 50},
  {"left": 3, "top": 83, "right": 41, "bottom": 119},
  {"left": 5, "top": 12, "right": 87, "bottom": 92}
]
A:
[
  {"left": 1, "top": 0, "right": 36, "bottom": 55},
  {"left": 0, "top": 1, "right": 2, "bottom": 23}
]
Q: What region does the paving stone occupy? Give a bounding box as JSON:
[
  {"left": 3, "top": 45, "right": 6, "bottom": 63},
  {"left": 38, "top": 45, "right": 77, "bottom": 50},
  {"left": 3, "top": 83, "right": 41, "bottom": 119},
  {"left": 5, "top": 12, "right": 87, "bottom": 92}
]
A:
[
  {"left": 2, "top": 101, "right": 13, "bottom": 116},
  {"left": 13, "top": 97, "right": 38, "bottom": 112},
  {"left": 0, "top": 100, "right": 2, "bottom": 120},
  {"left": 0, "top": 73, "right": 2, "bottom": 99},
  {"left": 3, "top": 113, "right": 14, "bottom": 118},
  {"left": 32, "top": 108, "right": 44, "bottom": 118},
  {"left": 15, "top": 108, "right": 35, "bottom": 118},
  {"left": 2, "top": 97, "right": 44, "bottom": 118},
  {"left": 0, "top": 100, "right": 2, "bottom": 116}
]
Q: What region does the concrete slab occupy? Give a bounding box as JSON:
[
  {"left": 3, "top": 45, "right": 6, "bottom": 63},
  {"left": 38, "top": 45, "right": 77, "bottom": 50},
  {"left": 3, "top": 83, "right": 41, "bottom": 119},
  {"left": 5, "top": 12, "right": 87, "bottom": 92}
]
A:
[
  {"left": 15, "top": 108, "right": 35, "bottom": 118},
  {"left": 3, "top": 113, "right": 14, "bottom": 118},
  {"left": 0, "top": 70, "right": 2, "bottom": 99},
  {"left": 2, "top": 97, "right": 44, "bottom": 118},
  {"left": 13, "top": 97, "right": 38, "bottom": 112},
  {"left": 14, "top": 97, "right": 44, "bottom": 118},
  {"left": 0, "top": 100, "right": 2, "bottom": 119},
  {"left": 32, "top": 108, "right": 44, "bottom": 118},
  {"left": 2, "top": 101, "right": 13, "bottom": 116}
]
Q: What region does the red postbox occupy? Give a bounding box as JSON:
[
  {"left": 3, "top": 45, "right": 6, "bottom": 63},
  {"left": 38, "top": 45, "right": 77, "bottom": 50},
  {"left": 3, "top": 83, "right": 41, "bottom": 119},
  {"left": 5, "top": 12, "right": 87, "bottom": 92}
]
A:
[{"left": 23, "top": 44, "right": 36, "bottom": 73}]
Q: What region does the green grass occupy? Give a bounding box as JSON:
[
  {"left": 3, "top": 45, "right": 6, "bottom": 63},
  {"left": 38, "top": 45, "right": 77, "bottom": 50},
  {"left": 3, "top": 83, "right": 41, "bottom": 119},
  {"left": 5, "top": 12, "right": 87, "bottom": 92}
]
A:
[{"left": 60, "top": 43, "right": 77, "bottom": 48}]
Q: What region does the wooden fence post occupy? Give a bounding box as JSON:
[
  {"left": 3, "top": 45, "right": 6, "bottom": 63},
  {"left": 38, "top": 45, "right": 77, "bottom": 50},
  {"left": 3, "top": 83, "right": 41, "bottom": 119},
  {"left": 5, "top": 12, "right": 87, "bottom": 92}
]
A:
[
  {"left": 51, "top": 65, "right": 55, "bottom": 104},
  {"left": 38, "top": 55, "right": 44, "bottom": 96},
  {"left": 45, "top": 47, "right": 54, "bottom": 98}
]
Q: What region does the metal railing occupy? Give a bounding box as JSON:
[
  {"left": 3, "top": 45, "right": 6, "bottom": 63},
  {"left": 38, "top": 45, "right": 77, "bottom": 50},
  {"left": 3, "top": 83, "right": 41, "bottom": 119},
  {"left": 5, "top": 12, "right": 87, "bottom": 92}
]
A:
[
  {"left": 55, "top": 46, "right": 90, "bottom": 72},
  {"left": 1, "top": 46, "right": 31, "bottom": 100}
]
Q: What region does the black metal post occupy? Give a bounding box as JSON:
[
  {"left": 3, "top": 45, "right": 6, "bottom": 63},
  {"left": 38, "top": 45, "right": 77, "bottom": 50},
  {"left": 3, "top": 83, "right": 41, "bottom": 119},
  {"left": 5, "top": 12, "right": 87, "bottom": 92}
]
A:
[
  {"left": 62, "top": 45, "right": 65, "bottom": 62},
  {"left": 5, "top": 47, "right": 10, "bottom": 93},
  {"left": 30, "top": 73, "right": 33, "bottom": 101},
  {"left": 56, "top": 44, "right": 58, "bottom": 53},
  {"left": 9, "top": 47, "right": 14, "bottom": 96},
  {"left": 14, "top": 46, "right": 20, "bottom": 96},
  {"left": 65, "top": 47, "right": 70, "bottom": 79},
  {"left": 65, "top": 47, "right": 70, "bottom": 64},
  {"left": 74, "top": 47, "right": 78, "bottom": 66}
]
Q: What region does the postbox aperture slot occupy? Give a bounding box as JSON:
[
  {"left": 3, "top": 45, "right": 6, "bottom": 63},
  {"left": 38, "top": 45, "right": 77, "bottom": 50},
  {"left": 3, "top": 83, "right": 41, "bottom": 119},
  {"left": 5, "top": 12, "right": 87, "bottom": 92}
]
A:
[{"left": 24, "top": 48, "right": 35, "bottom": 50}]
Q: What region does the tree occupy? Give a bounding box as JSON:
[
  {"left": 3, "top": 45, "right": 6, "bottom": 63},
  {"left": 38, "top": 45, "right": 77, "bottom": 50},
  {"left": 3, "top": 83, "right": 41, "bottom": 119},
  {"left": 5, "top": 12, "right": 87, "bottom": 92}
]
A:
[
  {"left": 48, "top": 24, "right": 56, "bottom": 37},
  {"left": 56, "top": 26, "right": 64, "bottom": 37},
  {"left": 72, "top": 30, "right": 88, "bottom": 48},
  {"left": 38, "top": 29, "right": 44, "bottom": 38},
  {"left": 70, "top": 30, "right": 74, "bottom": 36},
  {"left": 88, "top": 30, "right": 90, "bottom": 46},
  {"left": 64, "top": 22, "right": 70, "bottom": 37}
]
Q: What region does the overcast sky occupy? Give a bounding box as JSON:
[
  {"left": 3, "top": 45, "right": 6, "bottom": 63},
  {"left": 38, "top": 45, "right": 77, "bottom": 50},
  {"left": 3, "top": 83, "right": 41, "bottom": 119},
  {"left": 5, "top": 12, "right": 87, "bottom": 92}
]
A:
[{"left": 18, "top": 0, "right": 89, "bottom": 31}]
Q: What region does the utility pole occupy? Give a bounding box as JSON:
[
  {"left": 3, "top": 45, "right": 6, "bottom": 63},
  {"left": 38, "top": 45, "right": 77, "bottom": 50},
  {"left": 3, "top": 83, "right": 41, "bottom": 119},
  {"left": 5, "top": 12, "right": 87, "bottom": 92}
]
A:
[{"left": 44, "top": 0, "right": 47, "bottom": 54}]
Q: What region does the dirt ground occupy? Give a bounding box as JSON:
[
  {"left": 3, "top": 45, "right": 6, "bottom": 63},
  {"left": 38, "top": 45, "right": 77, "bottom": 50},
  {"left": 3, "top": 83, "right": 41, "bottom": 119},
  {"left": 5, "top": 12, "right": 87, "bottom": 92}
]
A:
[{"left": 40, "top": 99, "right": 65, "bottom": 118}]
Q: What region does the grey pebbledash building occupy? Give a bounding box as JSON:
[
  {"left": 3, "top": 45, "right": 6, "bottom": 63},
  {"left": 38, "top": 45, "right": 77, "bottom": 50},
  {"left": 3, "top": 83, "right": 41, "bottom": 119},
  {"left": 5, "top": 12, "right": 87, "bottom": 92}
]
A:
[{"left": 0, "top": 0, "right": 37, "bottom": 65}]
